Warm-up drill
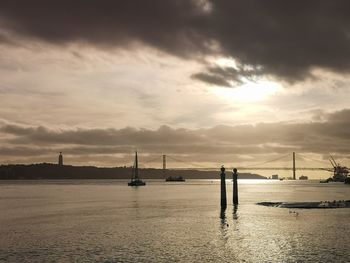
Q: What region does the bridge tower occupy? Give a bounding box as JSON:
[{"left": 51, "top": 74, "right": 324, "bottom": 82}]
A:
[
  {"left": 293, "top": 152, "right": 296, "bottom": 180},
  {"left": 162, "top": 154, "right": 166, "bottom": 178}
]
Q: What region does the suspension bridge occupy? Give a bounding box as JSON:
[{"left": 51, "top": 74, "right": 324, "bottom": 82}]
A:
[{"left": 136, "top": 152, "right": 337, "bottom": 180}]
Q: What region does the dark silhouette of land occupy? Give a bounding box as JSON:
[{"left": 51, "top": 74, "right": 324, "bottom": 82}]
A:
[
  {"left": 258, "top": 201, "right": 350, "bottom": 209},
  {"left": 0, "top": 163, "right": 266, "bottom": 180}
]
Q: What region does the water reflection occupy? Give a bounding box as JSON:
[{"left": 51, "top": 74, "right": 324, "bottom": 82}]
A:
[
  {"left": 220, "top": 208, "right": 229, "bottom": 234},
  {"left": 2, "top": 180, "right": 350, "bottom": 262},
  {"left": 233, "top": 203, "right": 238, "bottom": 220},
  {"left": 220, "top": 208, "right": 226, "bottom": 221},
  {"left": 130, "top": 188, "right": 142, "bottom": 219}
]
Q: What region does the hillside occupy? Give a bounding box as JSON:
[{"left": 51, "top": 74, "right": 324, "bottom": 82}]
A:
[{"left": 0, "top": 163, "right": 266, "bottom": 180}]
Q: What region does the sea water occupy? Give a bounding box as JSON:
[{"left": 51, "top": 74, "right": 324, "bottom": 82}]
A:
[{"left": 0, "top": 180, "right": 349, "bottom": 262}]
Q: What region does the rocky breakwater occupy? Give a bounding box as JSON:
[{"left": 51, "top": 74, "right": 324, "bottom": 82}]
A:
[{"left": 257, "top": 200, "right": 350, "bottom": 209}]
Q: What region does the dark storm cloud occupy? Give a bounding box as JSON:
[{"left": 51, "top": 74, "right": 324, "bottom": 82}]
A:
[
  {"left": 0, "top": 0, "right": 209, "bottom": 57},
  {"left": 192, "top": 66, "right": 263, "bottom": 87},
  {"left": 1, "top": 0, "right": 350, "bottom": 82},
  {"left": 0, "top": 125, "right": 203, "bottom": 146},
  {"left": 0, "top": 146, "right": 51, "bottom": 156},
  {"left": 0, "top": 33, "right": 13, "bottom": 45},
  {"left": 191, "top": 72, "right": 232, "bottom": 87},
  {"left": 1, "top": 109, "right": 350, "bottom": 161}
]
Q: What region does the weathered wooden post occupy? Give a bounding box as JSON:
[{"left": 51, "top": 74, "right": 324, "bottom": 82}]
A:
[
  {"left": 220, "top": 165, "right": 227, "bottom": 209},
  {"left": 233, "top": 168, "right": 238, "bottom": 205}
]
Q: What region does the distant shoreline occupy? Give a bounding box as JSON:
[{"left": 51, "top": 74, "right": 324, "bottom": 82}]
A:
[{"left": 0, "top": 163, "right": 266, "bottom": 180}]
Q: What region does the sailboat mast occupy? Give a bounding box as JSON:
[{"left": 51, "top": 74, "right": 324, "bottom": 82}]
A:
[
  {"left": 135, "top": 151, "right": 139, "bottom": 179},
  {"left": 131, "top": 164, "right": 135, "bottom": 180}
]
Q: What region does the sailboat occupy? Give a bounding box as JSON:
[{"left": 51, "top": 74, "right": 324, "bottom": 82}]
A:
[{"left": 128, "top": 151, "right": 146, "bottom": 186}]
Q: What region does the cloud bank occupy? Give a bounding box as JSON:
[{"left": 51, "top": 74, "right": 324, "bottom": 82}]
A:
[
  {"left": 1, "top": 1, "right": 350, "bottom": 83},
  {"left": 1, "top": 109, "right": 350, "bottom": 166}
]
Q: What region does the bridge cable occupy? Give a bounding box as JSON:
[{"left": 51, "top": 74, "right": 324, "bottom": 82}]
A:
[
  {"left": 166, "top": 155, "right": 205, "bottom": 169},
  {"left": 141, "top": 155, "right": 163, "bottom": 166},
  {"left": 243, "top": 153, "right": 291, "bottom": 168},
  {"left": 296, "top": 153, "right": 330, "bottom": 167}
]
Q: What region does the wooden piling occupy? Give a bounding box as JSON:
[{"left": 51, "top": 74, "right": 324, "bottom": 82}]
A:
[
  {"left": 233, "top": 168, "right": 238, "bottom": 205},
  {"left": 220, "top": 166, "right": 227, "bottom": 209}
]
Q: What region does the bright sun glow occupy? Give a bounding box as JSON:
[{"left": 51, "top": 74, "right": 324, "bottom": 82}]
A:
[
  {"left": 214, "top": 57, "right": 238, "bottom": 69},
  {"left": 212, "top": 80, "right": 281, "bottom": 103}
]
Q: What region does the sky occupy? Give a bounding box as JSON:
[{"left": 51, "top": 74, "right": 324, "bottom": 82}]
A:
[{"left": 0, "top": 1, "right": 350, "bottom": 176}]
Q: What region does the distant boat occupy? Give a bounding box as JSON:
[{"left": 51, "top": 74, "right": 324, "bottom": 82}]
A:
[
  {"left": 299, "top": 175, "right": 308, "bottom": 180},
  {"left": 271, "top": 174, "right": 279, "bottom": 180},
  {"left": 165, "top": 176, "right": 185, "bottom": 182},
  {"left": 128, "top": 151, "right": 146, "bottom": 186}
]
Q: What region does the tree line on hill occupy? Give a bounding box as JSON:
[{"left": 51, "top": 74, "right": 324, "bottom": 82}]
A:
[{"left": 0, "top": 163, "right": 266, "bottom": 180}]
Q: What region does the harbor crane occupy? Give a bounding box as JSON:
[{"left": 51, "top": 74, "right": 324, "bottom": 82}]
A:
[{"left": 329, "top": 155, "right": 349, "bottom": 182}]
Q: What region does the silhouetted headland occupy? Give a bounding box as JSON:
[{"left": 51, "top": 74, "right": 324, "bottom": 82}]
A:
[
  {"left": 258, "top": 200, "right": 350, "bottom": 209},
  {"left": 0, "top": 163, "right": 266, "bottom": 180}
]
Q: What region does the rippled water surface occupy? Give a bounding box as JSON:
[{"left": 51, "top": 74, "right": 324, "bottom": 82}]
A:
[{"left": 0, "top": 179, "right": 350, "bottom": 262}]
